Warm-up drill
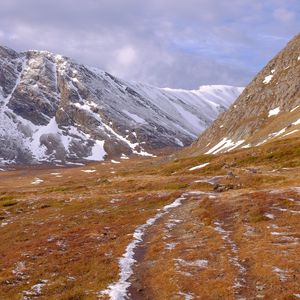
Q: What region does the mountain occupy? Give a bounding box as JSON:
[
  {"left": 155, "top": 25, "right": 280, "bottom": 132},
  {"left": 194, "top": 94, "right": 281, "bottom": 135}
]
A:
[
  {"left": 190, "top": 33, "right": 300, "bottom": 155},
  {"left": 0, "top": 45, "right": 242, "bottom": 165}
]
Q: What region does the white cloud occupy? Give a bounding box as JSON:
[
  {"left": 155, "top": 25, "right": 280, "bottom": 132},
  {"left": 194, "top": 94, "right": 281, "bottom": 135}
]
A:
[{"left": 0, "top": 0, "right": 299, "bottom": 88}]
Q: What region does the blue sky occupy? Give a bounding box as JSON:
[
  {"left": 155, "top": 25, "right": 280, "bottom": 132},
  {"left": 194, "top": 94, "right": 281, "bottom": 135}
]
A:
[{"left": 0, "top": 0, "right": 299, "bottom": 88}]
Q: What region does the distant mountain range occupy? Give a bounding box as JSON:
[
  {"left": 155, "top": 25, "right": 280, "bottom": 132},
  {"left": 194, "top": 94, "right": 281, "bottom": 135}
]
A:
[
  {"left": 192, "top": 33, "right": 300, "bottom": 155},
  {"left": 0, "top": 45, "right": 242, "bottom": 165}
]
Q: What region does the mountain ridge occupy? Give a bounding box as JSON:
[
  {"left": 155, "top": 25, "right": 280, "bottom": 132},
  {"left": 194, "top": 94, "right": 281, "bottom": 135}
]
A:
[
  {"left": 191, "top": 32, "right": 300, "bottom": 155},
  {"left": 0, "top": 45, "right": 243, "bottom": 165}
]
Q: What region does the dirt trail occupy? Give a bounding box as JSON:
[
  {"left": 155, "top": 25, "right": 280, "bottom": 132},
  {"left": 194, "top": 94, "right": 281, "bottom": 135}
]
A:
[
  {"left": 126, "top": 191, "right": 249, "bottom": 300},
  {"left": 127, "top": 193, "right": 203, "bottom": 300},
  {"left": 125, "top": 187, "right": 300, "bottom": 300}
]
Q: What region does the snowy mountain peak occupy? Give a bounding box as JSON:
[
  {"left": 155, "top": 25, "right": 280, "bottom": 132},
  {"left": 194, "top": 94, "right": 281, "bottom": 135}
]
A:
[{"left": 0, "top": 45, "right": 242, "bottom": 165}]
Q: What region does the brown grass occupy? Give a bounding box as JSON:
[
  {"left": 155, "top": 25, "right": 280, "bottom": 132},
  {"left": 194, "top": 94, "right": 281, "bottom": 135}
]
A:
[{"left": 0, "top": 137, "right": 299, "bottom": 299}]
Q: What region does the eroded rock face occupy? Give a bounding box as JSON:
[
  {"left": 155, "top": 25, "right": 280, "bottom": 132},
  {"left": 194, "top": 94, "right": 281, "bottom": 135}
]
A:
[
  {"left": 193, "top": 33, "right": 300, "bottom": 155},
  {"left": 0, "top": 46, "right": 242, "bottom": 165}
]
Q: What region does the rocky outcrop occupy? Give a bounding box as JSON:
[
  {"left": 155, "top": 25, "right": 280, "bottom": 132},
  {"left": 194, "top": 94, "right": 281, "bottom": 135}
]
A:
[{"left": 192, "top": 33, "right": 300, "bottom": 155}]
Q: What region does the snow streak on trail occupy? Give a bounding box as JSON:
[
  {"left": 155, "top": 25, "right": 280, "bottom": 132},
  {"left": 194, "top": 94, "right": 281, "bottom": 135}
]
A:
[{"left": 100, "top": 194, "right": 188, "bottom": 300}]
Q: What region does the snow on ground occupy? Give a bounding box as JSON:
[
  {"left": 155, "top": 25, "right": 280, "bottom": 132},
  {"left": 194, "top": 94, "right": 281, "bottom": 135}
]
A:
[
  {"left": 110, "top": 198, "right": 122, "bottom": 204},
  {"left": 189, "top": 163, "right": 210, "bottom": 171},
  {"left": 272, "top": 207, "right": 300, "bottom": 214},
  {"left": 268, "top": 107, "right": 280, "bottom": 117},
  {"left": 270, "top": 232, "right": 294, "bottom": 236},
  {"left": 165, "top": 242, "right": 177, "bottom": 250},
  {"left": 214, "top": 221, "right": 246, "bottom": 292},
  {"left": 291, "top": 106, "right": 299, "bottom": 112},
  {"left": 174, "top": 258, "right": 208, "bottom": 268},
  {"left": 263, "top": 74, "right": 274, "bottom": 84},
  {"left": 128, "top": 83, "right": 243, "bottom": 137},
  {"left": 178, "top": 292, "right": 194, "bottom": 300},
  {"left": 284, "top": 130, "right": 299, "bottom": 137},
  {"left": 50, "top": 172, "right": 63, "bottom": 177},
  {"left": 81, "top": 169, "right": 96, "bottom": 173},
  {"left": 99, "top": 194, "right": 188, "bottom": 300},
  {"left": 293, "top": 118, "right": 300, "bottom": 126},
  {"left": 205, "top": 138, "right": 245, "bottom": 154},
  {"left": 165, "top": 218, "right": 183, "bottom": 230},
  {"left": 264, "top": 213, "right": 275, "bottom": 220},
  {"left": 111, "top": 160, "right": 121, "bottom": 164},
  {"left": 31, "top": 178, "right": 44, "bottom": 185},
  {"left": 23, "top": 280, "right": 48, "bottom": 298},
  {"left": 66, "top": 162, "right": 85, "bottom": 166},
  {"left": 256, "top": 122, "right": 300, "bottom": 145},
  {"left": 86, "top": 140, "right": 106, "bottom": 161},
  {"left": 175, "top": 138, "right": 184, "bottom": 147},
  {"left": 272, "top": 267, "right": 288, "bottom": 282},
  {"left": 102, "top": 123, "right": 155, "bottom": 158},
  {"left": 271, "top": 127, "right": 286, "bottom": 138},
  {"left": 50, "top": 173, "right": 61, "bottom": 176}
]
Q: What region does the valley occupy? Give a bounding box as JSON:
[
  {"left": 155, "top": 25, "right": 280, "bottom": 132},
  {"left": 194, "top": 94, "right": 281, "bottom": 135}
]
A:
[
  {"left": 1, "top": 136, "right": 299, "bottom": 299},
  {"left": 0, "top": 20, "right": 299, "bottom": 300}
]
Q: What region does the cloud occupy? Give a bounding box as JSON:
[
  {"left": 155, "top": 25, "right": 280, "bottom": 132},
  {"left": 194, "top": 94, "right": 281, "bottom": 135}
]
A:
[{"left": 0, "top": 0, "right": 299, "bottom": 88}]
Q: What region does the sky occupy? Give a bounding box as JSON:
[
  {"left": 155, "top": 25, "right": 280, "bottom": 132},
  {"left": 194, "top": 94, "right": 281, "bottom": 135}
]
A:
[{"left": 0, "top": 0, "right": 299, "bottom": 89}]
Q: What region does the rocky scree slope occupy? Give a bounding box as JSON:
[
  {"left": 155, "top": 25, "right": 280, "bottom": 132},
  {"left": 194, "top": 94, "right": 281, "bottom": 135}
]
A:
[
  {"left": 192, "top": 32, "right": 300, "bottom": 155},
  {"left": 0, "top": 45, "right": 242, "bottom": 165}
]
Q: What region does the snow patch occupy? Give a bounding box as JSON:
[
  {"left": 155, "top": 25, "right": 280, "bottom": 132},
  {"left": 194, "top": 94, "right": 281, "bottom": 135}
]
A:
[
  {"left": 81, "top": 169, "right": 96, "bottom": 173},
  {"left": 86, "top": 140, "right": 106, "bottom": 161},
  {"left": 111, "top": 160, "right": 121, "bottom": 164},
  {"left": 165, "top": 242, "right": 177, "bottom": 250},
  {"left": 23, "top": 280, "right": 48, "bottom": 297},
  {"left": 293, "top": 118, "right": 300, "bottom": 126},
  {"left": 214, "top": 221, "right": 246, "bottom": 292},
  {"left": 31, "top": 178, "right": 44, "bottom": 185},
  {"left": 175, "top": 138, "right": 184, "bottom": 147},
  {"left": 272, "top": 267, "right": 288, "bottom": 282},
  {"left": 102, "top": 123, "right": 155, "bottom": 157},
  {"left": 284, "top": 129, "right": 299, "bottom": 137},
  {"left": 121, "top": 154, "right": 129, "bottom": 160},
  {"left": 263, "top": 74, "right": 274, "bottom": 84},
  {"left": 264, "top": 213, "right": 275, "bottom": 219},
  {"left": 174, "top": 258, "right": 208, "bottom": 268},
  {"left": 205, "top": 138, "right": 245, "bottom": 154},
  {"left": 189, "top": 163, "right": 210, "bottom": 171},
  {"left": 268, "top": 107, "right": 280, "bottom": 117}
]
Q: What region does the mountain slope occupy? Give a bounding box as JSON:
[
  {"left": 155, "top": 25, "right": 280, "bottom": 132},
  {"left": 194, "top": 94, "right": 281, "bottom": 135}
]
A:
[
  {"left": 0, "top": 45, "right": 242, "bottom": 165},
  {"left": 191, "top": 32, "right": 300, "bottom": 155}
]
